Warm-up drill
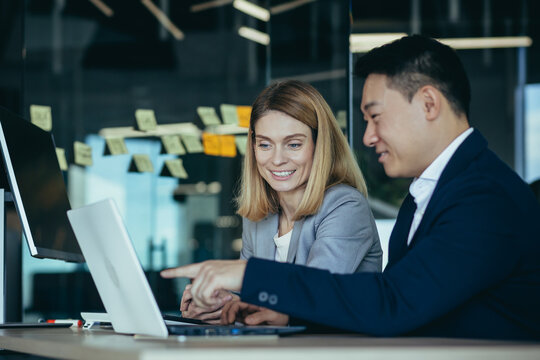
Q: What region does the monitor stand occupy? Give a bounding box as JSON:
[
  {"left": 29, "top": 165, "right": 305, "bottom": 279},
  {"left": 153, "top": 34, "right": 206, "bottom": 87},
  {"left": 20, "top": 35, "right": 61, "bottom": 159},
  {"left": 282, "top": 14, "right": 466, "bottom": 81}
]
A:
[{"left": 0, "top": 188, "right": 22, "bottom": 323}]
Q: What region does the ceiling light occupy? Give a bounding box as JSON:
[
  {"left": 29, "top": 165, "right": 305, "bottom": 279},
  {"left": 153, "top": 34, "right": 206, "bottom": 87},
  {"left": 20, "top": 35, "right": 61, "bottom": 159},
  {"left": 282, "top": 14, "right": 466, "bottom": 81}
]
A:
[
  {"left": 349, "top": 33, "right": 407, "bottom": 53},
  {"left": 89, "top": 0, "right": 114, "bottom": 17},
  {"left": 238, "top": 26, "right": 270, "bottom": 45},
  {"left": 439, "top": 36, "right": 532, "bottom": 49},
  {"left": 190, "top": 0, "right": 233, "bottom": 13},
  {"left": 233, "top": 0, "right": 270, "bottom": 22},
  {"left": 270, "top": 0, "right": 315, "bottom": 15},
  {"left": 141, "top": 0, "right": 184, "bottom": 40}
]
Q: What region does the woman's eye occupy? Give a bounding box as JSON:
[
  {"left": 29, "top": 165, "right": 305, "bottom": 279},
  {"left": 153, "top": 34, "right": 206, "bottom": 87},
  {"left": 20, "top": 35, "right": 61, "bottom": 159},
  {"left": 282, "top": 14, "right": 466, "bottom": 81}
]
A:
[
  {"left": 257, "top": 142, "right": 270, "bottom": 149},
  {"left": 289, "top": 143, "right": 302, "bottom": 149}
]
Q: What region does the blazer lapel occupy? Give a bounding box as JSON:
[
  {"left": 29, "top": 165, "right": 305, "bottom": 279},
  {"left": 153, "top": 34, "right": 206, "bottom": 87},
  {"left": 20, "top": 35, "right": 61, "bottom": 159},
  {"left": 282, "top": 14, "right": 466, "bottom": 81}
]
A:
[
  {"left": 387, "top": 193, "right": 416, "bottom": 268},
  {"left": 256, "top": 214, "right": 279, "bottom": 260},
  {"left": 408, "top": 129, "right": 488, "bottom": 249},
  {"left": 286, "top": 218, "right": 305, "bottom": 263}
]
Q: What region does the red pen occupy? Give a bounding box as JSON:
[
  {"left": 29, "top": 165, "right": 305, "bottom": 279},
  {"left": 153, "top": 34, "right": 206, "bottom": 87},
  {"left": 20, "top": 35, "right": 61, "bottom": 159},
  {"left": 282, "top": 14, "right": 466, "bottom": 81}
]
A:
[{"left": 46, "top": 319, "right": 83, "bottom": 327}]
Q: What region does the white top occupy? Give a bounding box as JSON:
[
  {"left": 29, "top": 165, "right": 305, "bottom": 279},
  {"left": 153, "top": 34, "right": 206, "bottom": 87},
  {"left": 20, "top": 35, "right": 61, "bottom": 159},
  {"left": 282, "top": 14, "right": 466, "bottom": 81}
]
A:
[
  {"left": 273, "top": 230, "right": 293, "bottom": 262},
  {"left": 407, "top": 128, "right": 474, "bottom": 245}
]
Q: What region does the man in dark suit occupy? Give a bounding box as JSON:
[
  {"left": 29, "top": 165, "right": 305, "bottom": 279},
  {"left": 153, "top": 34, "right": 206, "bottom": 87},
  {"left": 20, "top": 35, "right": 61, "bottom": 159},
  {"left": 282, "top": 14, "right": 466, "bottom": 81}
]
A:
[{"left": 162, "top": 35, "right": 540, "bottom": 339}]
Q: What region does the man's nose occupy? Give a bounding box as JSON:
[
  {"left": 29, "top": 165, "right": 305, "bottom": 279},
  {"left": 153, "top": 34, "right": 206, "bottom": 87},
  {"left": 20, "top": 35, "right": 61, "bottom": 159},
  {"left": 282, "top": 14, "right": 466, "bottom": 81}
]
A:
[{"left": 363, "top": 122, "right": 378, "bottom": 148}]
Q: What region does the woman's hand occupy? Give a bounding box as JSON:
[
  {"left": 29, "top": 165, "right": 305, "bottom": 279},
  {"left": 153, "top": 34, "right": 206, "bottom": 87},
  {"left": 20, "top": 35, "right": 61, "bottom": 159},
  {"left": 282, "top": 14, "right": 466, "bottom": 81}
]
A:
[
  {"left": 221, "top": 300, "right": 289, "bottom": 326},
  {"left": 180, "top": 284, "right": 237, "bottom": 324}
]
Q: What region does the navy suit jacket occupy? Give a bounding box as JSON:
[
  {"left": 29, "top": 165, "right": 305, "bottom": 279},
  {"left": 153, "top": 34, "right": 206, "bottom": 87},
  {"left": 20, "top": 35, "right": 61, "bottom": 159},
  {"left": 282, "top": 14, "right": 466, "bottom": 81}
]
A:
[{"left": 240, "top": 130, "right": 540, "bottom": 339}]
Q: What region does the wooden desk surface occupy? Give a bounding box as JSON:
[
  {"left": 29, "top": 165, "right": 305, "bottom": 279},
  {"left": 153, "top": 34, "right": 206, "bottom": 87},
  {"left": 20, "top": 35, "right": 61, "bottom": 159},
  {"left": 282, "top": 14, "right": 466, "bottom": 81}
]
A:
[{"left": 1, "top": 327, "right": 539, "bottom": 360}]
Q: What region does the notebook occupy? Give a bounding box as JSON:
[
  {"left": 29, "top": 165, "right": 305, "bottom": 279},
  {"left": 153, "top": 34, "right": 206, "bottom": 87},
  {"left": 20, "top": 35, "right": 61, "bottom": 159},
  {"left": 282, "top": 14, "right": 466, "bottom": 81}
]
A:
[{"left": 67, "top": 198, "right": 305, "bottom": 338}]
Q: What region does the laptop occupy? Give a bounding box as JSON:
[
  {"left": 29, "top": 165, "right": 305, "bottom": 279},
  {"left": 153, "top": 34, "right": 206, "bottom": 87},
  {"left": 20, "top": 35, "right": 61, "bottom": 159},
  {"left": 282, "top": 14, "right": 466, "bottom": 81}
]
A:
[{"left": 67, "top": 198, "right": 305, "bottom": 338}]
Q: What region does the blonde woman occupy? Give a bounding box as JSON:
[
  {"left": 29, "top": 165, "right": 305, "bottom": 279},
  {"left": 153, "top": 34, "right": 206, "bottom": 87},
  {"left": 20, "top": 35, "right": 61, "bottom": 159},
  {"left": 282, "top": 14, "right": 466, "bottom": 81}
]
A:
[{"left": 179, "top": 80, "right": 382, "bottom": 323}]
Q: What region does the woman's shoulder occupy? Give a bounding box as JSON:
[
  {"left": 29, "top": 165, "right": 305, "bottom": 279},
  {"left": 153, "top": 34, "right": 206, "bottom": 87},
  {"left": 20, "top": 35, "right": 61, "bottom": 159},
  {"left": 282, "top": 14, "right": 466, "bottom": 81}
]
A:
[{"left": 323, "top": 183, "right": 365, "bottom": 201}]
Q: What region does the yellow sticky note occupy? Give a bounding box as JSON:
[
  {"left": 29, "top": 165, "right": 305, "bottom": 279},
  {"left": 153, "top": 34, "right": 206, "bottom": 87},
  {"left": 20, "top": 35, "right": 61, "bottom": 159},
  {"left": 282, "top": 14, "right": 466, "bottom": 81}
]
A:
[
  {"left": 29, "top": 105, "right": 52, "bottom": 131},
  {"left": 163, "top": 159, "right": 188, "bottom": 179},
  {"left": 202, "top": 133, "right": 220, "bottom": 156},
  {"left": 181, "top": 134, "right": 204, "bottom": 153},
  {"left": 135, "top": 109, "right": 157, "bottom": 131},
  {"left": 236, "top": 106, "right": 251, "bottom": 128},
  {"left": 197, "top": 107, "right": 221, "bottom": 126},
  {"left": 161, "top": 135, "right": 186, "bottom": 155},
  {"left": 220, "top": 104, "right": 239, "bottom": 125},
  {"left": 235, "top": 135, "right": 248, "bottom": 156},
  {"left": 336, "top": 110, "right": 347, "bottom": 129},
  {"left": 74, "top": 141, "right": 93, "bottom": 166},
  {"left": 220, "top": 135, "right": 237, "bottom": 158},
  {"left": 132, "top": 154, "right": 154, "bottom": 173},
  {"left": 105, "top": 138, "right": 128, "bottom": 155},
  {"left": 55, "top": 148, "right": 68, "bottom": 171}
]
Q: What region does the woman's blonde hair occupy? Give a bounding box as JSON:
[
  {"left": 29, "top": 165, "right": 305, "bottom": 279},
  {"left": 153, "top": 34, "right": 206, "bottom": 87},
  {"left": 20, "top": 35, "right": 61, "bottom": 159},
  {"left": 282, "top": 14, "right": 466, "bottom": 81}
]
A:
[{"left": 236, "top": 80, "right": 367, "bottom": 222}]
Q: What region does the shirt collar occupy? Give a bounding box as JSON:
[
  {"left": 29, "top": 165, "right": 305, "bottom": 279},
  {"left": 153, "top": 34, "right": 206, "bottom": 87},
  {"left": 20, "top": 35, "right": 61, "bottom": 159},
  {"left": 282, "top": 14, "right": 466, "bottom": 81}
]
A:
[{"left": 410, "top": 127, "right": 473, "bottom": 198}]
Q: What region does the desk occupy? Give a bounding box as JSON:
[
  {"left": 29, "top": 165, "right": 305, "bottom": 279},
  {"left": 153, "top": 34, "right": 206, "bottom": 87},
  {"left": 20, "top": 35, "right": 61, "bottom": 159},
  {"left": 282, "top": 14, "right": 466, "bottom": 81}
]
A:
[{"left": 1, "top": 327, "right": 539, "bottom": 360}]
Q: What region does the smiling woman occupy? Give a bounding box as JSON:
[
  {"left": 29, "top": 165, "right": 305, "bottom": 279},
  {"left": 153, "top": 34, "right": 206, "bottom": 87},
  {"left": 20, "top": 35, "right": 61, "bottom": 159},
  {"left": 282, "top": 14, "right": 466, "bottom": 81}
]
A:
[{"left": 178, "top": 80, "right": 382, "bottom": 324}]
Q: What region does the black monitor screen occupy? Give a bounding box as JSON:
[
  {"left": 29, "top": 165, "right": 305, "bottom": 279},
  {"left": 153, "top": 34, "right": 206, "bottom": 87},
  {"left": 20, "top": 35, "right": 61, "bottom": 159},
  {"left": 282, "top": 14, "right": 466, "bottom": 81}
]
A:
[{"left": 0, "top": 107, "right": 84, "bottom": 262}]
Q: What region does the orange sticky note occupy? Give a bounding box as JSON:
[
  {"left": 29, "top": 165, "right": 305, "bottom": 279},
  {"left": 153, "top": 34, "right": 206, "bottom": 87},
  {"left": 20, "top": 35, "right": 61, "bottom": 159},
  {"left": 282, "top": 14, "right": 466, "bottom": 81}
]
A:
[
  {"left": 202, "top": 133, "right": 220, "bottom": 156},
  {"left": 220, "top": 135, "right": 237, "bottom": 158},
  {"left": 236, "top": 106, "right": 251, "bottom": 128}
]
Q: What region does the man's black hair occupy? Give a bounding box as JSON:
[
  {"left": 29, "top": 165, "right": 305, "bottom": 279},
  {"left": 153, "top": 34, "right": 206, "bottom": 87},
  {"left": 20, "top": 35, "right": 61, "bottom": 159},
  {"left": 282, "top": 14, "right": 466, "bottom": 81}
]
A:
[{"left": 354, "top": 34, "right": 471, "bottom": 118}]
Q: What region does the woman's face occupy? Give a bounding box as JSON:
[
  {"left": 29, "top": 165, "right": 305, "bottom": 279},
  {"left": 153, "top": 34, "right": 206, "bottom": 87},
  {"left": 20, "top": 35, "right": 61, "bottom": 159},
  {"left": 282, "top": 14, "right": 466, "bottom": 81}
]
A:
[{"left": 253, "top": 110, "right": 315, "bottom": 200}]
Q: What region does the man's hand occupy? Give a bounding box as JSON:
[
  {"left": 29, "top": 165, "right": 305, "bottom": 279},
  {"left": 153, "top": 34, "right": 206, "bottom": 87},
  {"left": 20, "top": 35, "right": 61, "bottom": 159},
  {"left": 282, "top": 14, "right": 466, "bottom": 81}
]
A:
[
  {"left": 180, "top": 284, "right": 238, "bottom": 324},
  {"left": 161, "top": 260, "right": 247, "bottom": 309},
  {"left": 221, "top": 301, "right": 289, "bottom": 326}
]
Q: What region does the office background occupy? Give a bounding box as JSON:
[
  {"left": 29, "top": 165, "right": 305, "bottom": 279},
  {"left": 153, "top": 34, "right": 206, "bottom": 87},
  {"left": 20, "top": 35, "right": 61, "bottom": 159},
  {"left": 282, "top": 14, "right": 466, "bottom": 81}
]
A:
[{"left": 0, "top": 0, "right": 539, "bottom": 320}]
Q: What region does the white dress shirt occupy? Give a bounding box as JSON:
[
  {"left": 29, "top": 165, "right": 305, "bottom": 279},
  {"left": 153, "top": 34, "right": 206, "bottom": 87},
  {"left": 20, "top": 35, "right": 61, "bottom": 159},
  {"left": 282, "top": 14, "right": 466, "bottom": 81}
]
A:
[
  {"left": 274, "top": 230, "right": 292, "bottom": 262},
  {"left": 407, "top": 128, "right": 474, "bottom": 245}
]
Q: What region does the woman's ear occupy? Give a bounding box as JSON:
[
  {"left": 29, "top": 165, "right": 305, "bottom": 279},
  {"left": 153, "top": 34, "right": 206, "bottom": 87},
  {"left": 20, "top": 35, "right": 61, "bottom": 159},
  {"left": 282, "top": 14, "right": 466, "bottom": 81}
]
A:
[{"left": 419, "top": 85, "right": 441, "bottom": 121}]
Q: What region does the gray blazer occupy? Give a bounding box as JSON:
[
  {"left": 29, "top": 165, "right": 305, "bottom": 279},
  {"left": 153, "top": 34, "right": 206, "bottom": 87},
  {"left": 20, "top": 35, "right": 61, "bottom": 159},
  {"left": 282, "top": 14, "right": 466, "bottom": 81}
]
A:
[{"left": 240, "top": 184, "right": 382, "bottom": 273}]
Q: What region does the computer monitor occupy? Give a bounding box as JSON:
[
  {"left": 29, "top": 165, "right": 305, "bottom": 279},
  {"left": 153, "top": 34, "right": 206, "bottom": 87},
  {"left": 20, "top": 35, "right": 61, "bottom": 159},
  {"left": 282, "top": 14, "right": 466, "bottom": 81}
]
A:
[{"left": 0, "top": 107, "right": 84, "bottom": 262}]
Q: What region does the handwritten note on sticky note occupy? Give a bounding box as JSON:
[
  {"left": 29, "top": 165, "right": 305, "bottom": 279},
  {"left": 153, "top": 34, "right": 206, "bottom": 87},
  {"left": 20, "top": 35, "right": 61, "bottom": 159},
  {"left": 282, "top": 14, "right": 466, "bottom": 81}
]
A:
[
  {"left": 181, "top": 134, "right": 204, "bottom": 153},
  {"left": 336, "top": 110, "right": 347, "bottom": 129},
  {"left": 74, "top": 141, "right": 93, "bottom": 166},
  {"left": 220, "top": 104, "right": 239, "bottom": 125},
  {"left": 202, "top": 133, "right": 220, "bottom": 156},
  {"left": 105, "top": 138, "right": 128, "bottom": 155},
  {"left": 30, "top": 105, "right": 52, "bottom": 131},
  {"left": 235, "top": 135, "right": 248, "bottom": 156},
  {"left": 132, "top": 154, "right": 154, "bottom": 173},
  {"left": 161, "top": 135, "right": 186, "bottom": 155},
  {"left": 164, "top": 159, "right": 188, "bottom": 179},
  {"left": 56, "top": 148, "right": 68, "bottom": 171},
  {"left": 220, "top": 135, "right": 237, "bottom": 157},
  {"left": 197, "top": 107, "right": 221, "bottom": 127},
  {"left": 135, "top": 109, "right": 157, "bottom": 131},
  {"left": 236, "top": 106, "right": 251, "bottom": 128}
]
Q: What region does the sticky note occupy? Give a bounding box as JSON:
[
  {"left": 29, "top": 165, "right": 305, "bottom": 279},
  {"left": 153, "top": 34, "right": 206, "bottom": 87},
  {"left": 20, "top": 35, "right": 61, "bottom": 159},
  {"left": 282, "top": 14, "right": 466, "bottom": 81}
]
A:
[
  {"left": 336, "top": 110, "right": 347, "bottom": 129},
  {"left": 74, "top": 141, "right": 93, "bottom": 166},
  {"left": 219, "top": 135, "right": 237, "bottom": 158},
  {"left": 135, "top": 109, "right": 157, "bottom": 131},
  {"left": 202, "top": 133, "right": 220, "bottom": 156},
  {"left": 235, "top": 135, "right": 248, "bottom": 156},
  {"left": 236, "top": 106, "right": 251, "bottom": 128},
  {"left": 130, "top": 154, "right": 154, "bottom": 173},
  {"left": 220, "top": 104, "right": 239, "bottom": 125},
  {"left": 161, "top": 158, "right": 188, "bottom": 179},
  {"left": 55, "top": 148, "right": 68, "bottom": 171},
  {"left": 104, "top": 138, "right": 128, "bottom": 155},
  {"left": 161, "top": 135, "right": 186, "bottom": 155},
  {"left": 29, "top": 105, "right": 52, "bottom": 131},
  {"left": 181, "top": 134, "right": 204, "bottom": 153},
  {"left": 197, "top": 107, "right": 221, "bottom": 126}
]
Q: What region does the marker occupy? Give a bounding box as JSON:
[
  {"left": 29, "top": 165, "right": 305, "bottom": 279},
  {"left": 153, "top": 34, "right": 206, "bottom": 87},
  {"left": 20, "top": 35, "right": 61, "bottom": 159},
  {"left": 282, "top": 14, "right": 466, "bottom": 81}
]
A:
[{"left": 46, "top": 319, "right": 83, "bottom": 327}]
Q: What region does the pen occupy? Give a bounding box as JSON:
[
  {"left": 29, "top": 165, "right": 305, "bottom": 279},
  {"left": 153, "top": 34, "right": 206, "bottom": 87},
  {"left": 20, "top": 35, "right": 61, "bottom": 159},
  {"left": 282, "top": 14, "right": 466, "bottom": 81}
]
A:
[{"left": 46, "top": 319, "right": 83, "bottom": 327}]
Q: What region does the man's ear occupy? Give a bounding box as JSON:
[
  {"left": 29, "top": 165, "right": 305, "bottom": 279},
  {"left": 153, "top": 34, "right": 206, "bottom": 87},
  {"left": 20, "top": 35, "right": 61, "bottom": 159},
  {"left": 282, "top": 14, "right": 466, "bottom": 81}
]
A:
[{"left": 419, "top": 85, "right": 441, "bottom": 121}]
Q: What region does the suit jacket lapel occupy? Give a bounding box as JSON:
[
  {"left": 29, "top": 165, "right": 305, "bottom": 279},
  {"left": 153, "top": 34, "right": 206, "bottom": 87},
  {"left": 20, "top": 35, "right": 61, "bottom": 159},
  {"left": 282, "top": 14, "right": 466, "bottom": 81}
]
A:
[
  {"left": 256, "top": 214, "right": 279, "bottom": 260},
  {"left": 286, "top": 218, "right": 305, "bottom": 263},
  {"left": 387, "top": 193, "right": 416, "bottom": 268},
  {"left": 408, "top": 129, "right": 488, "bottom": 249}
]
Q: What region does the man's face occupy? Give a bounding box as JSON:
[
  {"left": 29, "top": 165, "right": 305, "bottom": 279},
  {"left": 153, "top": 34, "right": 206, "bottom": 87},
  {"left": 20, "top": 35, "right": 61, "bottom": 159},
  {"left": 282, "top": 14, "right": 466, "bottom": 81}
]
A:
[{"left": 361, "top": 74, "right": 431, "bottom": 178}]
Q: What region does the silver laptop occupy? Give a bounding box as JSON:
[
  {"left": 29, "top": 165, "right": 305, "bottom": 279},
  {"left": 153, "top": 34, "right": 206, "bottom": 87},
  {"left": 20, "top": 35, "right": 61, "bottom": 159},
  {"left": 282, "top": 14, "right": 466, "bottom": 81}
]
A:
[{"left": 67, "top": 198, "right": 305, "bottom": 338}]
